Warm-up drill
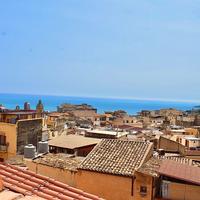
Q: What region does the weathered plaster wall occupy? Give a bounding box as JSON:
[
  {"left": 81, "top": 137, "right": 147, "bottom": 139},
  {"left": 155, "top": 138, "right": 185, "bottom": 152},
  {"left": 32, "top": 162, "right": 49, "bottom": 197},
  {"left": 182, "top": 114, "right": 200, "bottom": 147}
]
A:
[{"left": 17, "top": 119, "right": 42, "bottom": 154}]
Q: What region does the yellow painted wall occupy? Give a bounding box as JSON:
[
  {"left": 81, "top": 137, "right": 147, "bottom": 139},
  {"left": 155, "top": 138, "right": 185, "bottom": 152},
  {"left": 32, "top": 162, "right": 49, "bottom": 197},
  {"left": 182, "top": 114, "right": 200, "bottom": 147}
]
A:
[
  {"left": 0, "top": 114, "right": 16, "bottom": 122},
  {"left": 46, "top": 116, "right": 57, "bottom": 128},
  {"left": 77, "top": 170, "right": 134, "bottom": 200},
  {"left": 26, "top": 160, "right": 136, "bottom": 200},
  {"left": 0, "top": 114, "right": 34, "bottom": 123},
  {"left": 185, "top": 128, "right": 199, "bottom": 136},
  {"left": 25, "top": 160, "right": 77, "bottom": 187},
  {"left": 167, "top": 182, "right": 200, "bottom": 200},
  {"left": 134, "top": 171, "right": 153, "bottom": 200},
  {"left": 0, "top": 122, "right": 17, "bottom": 160}
]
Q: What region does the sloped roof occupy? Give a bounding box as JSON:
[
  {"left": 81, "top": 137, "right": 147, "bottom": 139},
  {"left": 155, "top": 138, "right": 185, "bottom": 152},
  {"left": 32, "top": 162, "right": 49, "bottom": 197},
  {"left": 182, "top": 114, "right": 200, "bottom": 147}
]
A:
[
  {"left": 137, "top": 155, "right": 200, "bottom": 177},
  {"left": 32, "top": 153, "right": 83, "bottom": 171},
  {"left": 0, "top": 190, "right": 44, "bottom": 200},
  {"left": 49, "top": 134, "right": 101, "bottom": 149},
  {"left": 79, "top": 139, "right": 153, "bottom": 177},
  {"left": 159, "top": 159, "right": 200, "bottom": 185},
  {"left": 0, "top": 163, "right": 104, "bottom": 200}
]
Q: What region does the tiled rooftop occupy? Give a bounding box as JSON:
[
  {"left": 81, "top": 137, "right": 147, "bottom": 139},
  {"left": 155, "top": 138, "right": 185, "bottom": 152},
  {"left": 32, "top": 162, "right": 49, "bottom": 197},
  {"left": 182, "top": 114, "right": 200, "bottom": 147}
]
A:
[
  {"left": 137, "top": 155, "right": 200, "bottom": 177},
  {"left": 79, "top": 139, "right": 153, "bottom": 177},
  {"left": 158, "top": 155, "right": 192, "bottom": 165},
  {"left": 159, "top": 159, "right": 200, "bottom": 185},
  {"left": 32, "top": 153, "right": 83, "bottom": 171},
  {"left": 0, "top": 190, "right": 44, "bottom": 200},
  {"left": 0, "top": 163, "right": 104, "bottom": 200},
  {"left": 136, "top": 157, "right": 161, "bottom": 177}
]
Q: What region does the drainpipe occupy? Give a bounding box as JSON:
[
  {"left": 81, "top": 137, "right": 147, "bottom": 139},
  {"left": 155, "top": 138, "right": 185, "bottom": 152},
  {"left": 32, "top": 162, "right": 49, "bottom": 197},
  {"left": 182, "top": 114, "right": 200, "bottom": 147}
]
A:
[
  {"left": 131, "top": 176, "right": 136, "bottom": 197},
  {"left": 151, "top": 177, "right": 154, "bottom": 200}
]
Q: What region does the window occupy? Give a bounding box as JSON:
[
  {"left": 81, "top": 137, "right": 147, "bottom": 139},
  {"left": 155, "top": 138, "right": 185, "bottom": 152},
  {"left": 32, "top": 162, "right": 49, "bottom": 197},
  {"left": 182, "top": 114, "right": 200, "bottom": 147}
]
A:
[
  {"left": 0, "top": 135, "right": 6, "bottom": 145},
  {"left": 140, "top": 186, "right": 147, "bottom": 196}
]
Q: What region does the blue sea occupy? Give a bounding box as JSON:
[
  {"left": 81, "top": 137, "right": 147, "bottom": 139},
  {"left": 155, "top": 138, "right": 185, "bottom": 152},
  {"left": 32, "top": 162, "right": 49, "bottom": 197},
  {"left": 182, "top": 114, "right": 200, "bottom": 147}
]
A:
[{"left": 0, "top": 93, "right": 199, "bottom": 115}]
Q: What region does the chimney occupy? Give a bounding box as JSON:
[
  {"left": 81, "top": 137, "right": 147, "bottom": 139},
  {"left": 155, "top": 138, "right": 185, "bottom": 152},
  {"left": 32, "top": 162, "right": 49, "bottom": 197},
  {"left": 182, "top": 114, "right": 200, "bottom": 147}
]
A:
[{"left": 0, "top": 176, "right": 3, "bottom": 191}]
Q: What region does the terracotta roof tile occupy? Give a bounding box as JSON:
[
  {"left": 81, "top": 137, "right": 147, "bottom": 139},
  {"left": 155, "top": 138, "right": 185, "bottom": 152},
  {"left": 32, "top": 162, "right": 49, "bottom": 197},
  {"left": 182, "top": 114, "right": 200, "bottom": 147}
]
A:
[
  {"left": 79, "top": 139, "right": 153, "bottom": 176},
  {"left": 159, "top": 159, "right": 200, "bottom": 185},
  {"left": 0, "top": 190, "right": 45, "bottom": 200},
  {"left": 0, "top": 163, "right": 104, "bottom": 200},
  {"left": 137, "top": 155, "right": 199, "bottom": 177},
  {"left": 32, "top": 153, "right": 83, "bottom": 171}
]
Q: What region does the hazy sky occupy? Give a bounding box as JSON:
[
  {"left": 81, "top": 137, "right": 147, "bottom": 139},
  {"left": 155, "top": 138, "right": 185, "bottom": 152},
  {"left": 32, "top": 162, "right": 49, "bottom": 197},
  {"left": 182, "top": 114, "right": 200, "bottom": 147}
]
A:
[{"left": 0, "top": 0, "right": 200, "bottom": 101}]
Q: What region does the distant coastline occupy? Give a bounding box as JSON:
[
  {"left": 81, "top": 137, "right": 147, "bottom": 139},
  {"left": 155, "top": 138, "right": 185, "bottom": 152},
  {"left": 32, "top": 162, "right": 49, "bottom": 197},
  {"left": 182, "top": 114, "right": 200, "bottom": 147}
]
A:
[
  {"left": 1, "top": 92, "right": 200, "bottom": 103},
  {"left": 0, "top": 93, "right": 199, "bottom": 114}
]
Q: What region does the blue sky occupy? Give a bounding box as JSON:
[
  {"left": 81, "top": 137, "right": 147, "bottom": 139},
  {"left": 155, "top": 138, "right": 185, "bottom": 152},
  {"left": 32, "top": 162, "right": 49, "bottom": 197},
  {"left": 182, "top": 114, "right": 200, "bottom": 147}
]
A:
[{"left": 0, "top": 0, "right": 200, "bottom": 101}]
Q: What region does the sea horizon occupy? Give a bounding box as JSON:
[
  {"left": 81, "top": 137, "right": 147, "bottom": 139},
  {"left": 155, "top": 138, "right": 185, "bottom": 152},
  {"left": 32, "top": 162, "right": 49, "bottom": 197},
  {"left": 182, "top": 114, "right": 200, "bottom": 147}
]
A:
[{"left": 0, "top": 93, "right": 199, "bottom": 115}]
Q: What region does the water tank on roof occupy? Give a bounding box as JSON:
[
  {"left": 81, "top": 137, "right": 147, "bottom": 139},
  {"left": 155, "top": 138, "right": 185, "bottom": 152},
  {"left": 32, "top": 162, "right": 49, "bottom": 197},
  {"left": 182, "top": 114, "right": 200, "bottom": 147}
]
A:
[
  {"left": 38, "top": 141, "right": 49, "bottom": 154},
  {"left": 24, "top": 144, "right": 36, "bottom": 159}
]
